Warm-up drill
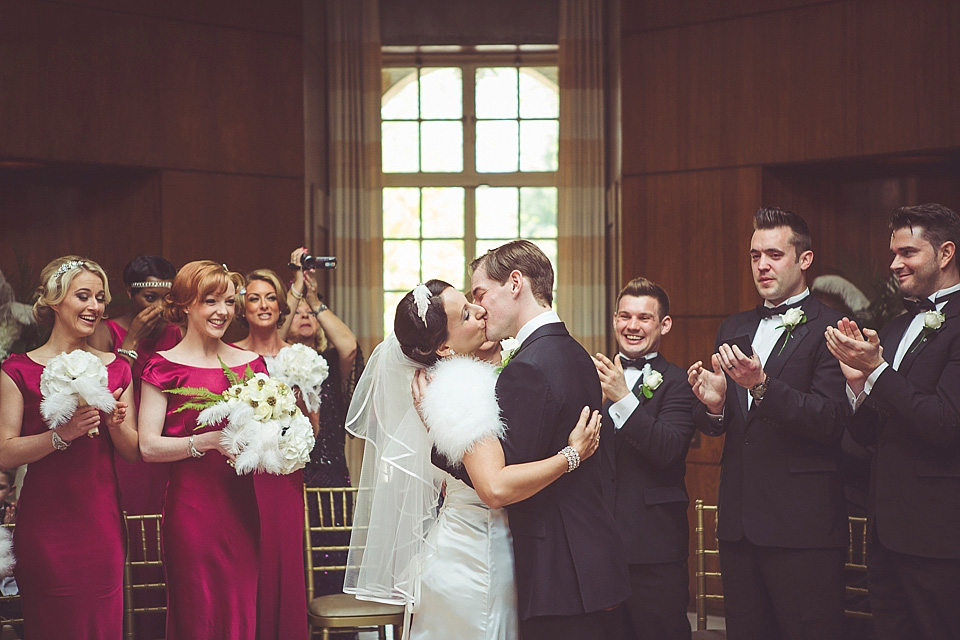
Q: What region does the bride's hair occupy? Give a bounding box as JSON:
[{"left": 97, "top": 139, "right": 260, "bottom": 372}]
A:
[{"left": 394, "top": 279, "right": 452, "bottom": 366}]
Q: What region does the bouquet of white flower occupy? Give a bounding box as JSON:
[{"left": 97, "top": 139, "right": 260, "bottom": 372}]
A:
[
  {"left": 267, "top": 343, "right": 329, "bottom": 413},
  {"left": 39, "top": 350, "right": 116, "bottom": 436},
  {"left": 166, "top": 359, "right": 315, "bottom": 476}
]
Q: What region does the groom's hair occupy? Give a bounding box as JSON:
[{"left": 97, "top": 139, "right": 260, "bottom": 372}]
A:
[
  {"left": 890, "top": 203, "right": 960, "bottom": 259},
  {"left": 395, "top": 279, "right": 452, "bottom": 366},
  {"left": 470, "top": 240, "right": 554, "bottom": 307}
]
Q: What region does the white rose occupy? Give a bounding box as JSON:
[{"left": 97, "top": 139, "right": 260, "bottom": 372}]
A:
[
  {"left": 644, "top": 368, "right": 664, "bottom": 391},
  {"left": 782, "top": 307, "right": 804, "bottom": 327},
  {"left": 252, "top": 400, "right": 273, "bottom": 422},
  {"left": 500, "top": 337, "right": 520, "bottom": 355},
  {"left": 924, "top": 310, "right": 944, "bottom": 330}
]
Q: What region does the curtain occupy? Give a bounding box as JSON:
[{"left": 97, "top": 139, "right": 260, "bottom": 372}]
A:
[
  {"left": 327, "top": 0, "right": 382, "bottom": 486},
  {"left": 557, "top": 0, "right": 608, "bottom": 357}
]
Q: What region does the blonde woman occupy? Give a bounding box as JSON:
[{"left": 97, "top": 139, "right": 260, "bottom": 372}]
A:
[{"left": 0, "top": 256, "right": 137, "bottom": 639}]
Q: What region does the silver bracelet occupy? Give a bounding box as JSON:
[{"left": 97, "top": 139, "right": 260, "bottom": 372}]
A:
[
  {"left": 188, "top": 435, "right": 205, "bottom": 458},
  {"left": 117, "top": 348, "right": 139, "bottom": 361},
  {"left": 559, "top": 445, "right": 580, "bottom": 473},
  {"left": 52, "top": 430, "right": 71, "bottom": 451},
  {"left": 290, "top": 288, "right": 304, "bottom": 299}
]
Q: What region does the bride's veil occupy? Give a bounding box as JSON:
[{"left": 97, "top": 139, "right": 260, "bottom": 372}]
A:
[{"left": 342, "top": 333, "right": 441, "bottom": 607}]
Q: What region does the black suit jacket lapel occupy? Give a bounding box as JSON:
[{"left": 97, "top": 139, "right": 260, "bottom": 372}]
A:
[
  {"left": 763, "top": 296, "right": 820, "bottom": 381},
  {"left": 896, "top": 298, "right": 960, "bottom": 375}
]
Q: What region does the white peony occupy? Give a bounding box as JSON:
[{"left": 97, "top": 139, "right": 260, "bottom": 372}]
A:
[
  {"left": 39, "top": 350, "right": 115, "bottom": 430},
  {"left": 267, "top": 344, "right": 329, "bottom": 413},
  {"left": 782, "top": 307, "right": 805, "bottom": 328}
]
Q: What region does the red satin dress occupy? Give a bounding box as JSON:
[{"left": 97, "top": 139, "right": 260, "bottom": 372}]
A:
[
  {"left": 140, "top": 354, "right": 265, "bottom": 640},
  {"left": 2, "top": 353, "right": 131, "bottom": 640}
]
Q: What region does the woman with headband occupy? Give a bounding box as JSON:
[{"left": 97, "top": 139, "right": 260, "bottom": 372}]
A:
[
  {"left": 138, "top": 261, "right": 264, "bottom": 640},
  {"left": 0, "top": 256, "right": 138, "bottom": 639},
  {"left": 345, "top": 280, "right": 602, "bottom": 640}
]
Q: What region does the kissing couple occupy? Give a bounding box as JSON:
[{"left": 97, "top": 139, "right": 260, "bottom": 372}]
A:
[{"left": 345, "top": 240, "right": 629, "bottom": 640}]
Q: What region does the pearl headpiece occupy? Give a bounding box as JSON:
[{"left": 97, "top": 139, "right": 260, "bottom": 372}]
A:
[{"left": 129, "top": 281, "right": 172, "bottom": 289}]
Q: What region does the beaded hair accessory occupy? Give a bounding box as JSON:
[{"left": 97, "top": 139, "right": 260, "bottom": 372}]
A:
[
  {"left": 129, "top": 281, "right": 172, "bottom": 289},
  {"left": 53, "top": 260, "right": 85, "bottom": 281},
  {"left": 412, "top": 283, "right": 432, "bottom": 326}
]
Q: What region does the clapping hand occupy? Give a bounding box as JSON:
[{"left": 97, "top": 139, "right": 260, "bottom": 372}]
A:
[
  {"left": 825, "top": 318, "right": 883, "bottom": 394},
  {"left": 687, "top": 356, "right": 728, "bottom": 414},
  {"left": 592, "top": 353, "right": 629, "bottom": 404}
]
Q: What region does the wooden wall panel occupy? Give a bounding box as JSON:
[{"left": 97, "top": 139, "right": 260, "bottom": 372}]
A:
[
  {"left": 0, "top": 0, "right": 303, "bottom": 176},
  {"left": 622, "top": 167, "right": 762, "bottom": 317},
  {"left": 60, "top": 0, "right": 302, "bottom": 35},
  {"left": 622, "top": 0, "right": 833, "bottom": 35},
  {"left": 158, "top": 170, "right": 303, "bottom": 279},
  {"left": 0, "top": 167, "right": 161, "bottom": 294}
]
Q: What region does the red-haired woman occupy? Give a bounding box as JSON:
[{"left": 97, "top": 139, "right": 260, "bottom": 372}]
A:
[
  {"left": 0, "top": 256, "right": 138, "bottom": 639},
  {"left": 138, "top": 261, "right": 264, "bottom": 640}
]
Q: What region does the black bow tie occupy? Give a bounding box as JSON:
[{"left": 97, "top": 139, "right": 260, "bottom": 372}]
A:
[
  {"left": 620, "top": 355, "right": 645, "bottom": 370},
  {"left": 756, "top": 303, "right": 791, "bottom": 319},
  {"left": 902, "top": 297, "right": 936, "bottom": 316}
]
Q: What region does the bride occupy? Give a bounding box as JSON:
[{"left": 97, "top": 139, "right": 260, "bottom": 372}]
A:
[{"left": 344, "top": 280, "right": 601, "bottom": 639}]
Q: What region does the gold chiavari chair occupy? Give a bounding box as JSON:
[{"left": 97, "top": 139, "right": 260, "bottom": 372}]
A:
[
  {"left": 694, "top": 500, "right": 725, "bottom": 636},
  {"left": 0, "top": 523, "right": 21, "bottom": 640},
  {"left": 122, "top": 513, "right": 165, "bottom": 640},
  {"left": 304, "top": 486, "right": 404, "bottom": 640},
  {"left": 844, "top": 515, "right": 871, "bottom": 620}
]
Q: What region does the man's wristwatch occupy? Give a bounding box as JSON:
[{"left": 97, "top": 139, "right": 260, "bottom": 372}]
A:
[
  {"left": 749, "top": 375, "right": 770, "bottom": 402},
  {"left": 311, "top": 302, "right": 328, "bottom": 315}
]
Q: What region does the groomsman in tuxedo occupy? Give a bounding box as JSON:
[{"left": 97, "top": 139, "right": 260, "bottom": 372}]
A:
[
  {"left": 687, "top": 207, "right": 848, "bottom": 640},
  {"left": 471, "top": 240, "right": 629, "bottom": 640},
  {"left": 594, "top": 277, "right": 696, "bottom": 640},
  {"left": 825, "top": 203, "right": 960, "bottom": 640}
]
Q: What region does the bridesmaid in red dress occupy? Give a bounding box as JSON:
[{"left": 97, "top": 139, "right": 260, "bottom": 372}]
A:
[
  {"left": 0, "top": 256, "right": 139, "bottom": 640},
  {"left": 138, "top": 261, "right": 264, "bottom": 640},
  {"left": 89, "top": 255, "right": 181, "bottom": 517},
  {"left": 234, "top": 268, "right": 309, "bottom": 640}
]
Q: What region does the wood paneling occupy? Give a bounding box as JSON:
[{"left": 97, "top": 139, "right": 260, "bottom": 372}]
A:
[
  {"left": 0, "top": 0, "right": 303, "bottom": 176},
  {"left": 61, "top": 0, "right": 302, "bottom": 35},
  {"left": 622, "top": 0, "right": 834, "bottom": 35},
  {"left": 622, "top": 167, "right": 762, "bottom": 317},
  {"left": 159, "top": 170, "right": 302, "bottom": 277}
]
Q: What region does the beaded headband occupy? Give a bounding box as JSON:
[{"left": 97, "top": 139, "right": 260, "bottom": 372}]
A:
[
  {"left": 129, "top": 281, "right": 172, "bottom": 289},
  {"left": 53, "top": 260, "right": 86, "bottom": 281},
  {"left": 412, "top": 283, "right": 431, "bottom": 326}
]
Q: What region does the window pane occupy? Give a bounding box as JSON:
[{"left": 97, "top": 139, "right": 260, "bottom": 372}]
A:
[
  {"left": 476, "top": 67, "right": 518, "bottom": 119},
  {"left": 420, "top": 68, "right": 463, "bottom": 119},
  {"left": 519, "top": 67, "right": 559, "bottom": 118},
  {"left": 520, "top": 187, "right": 557, "bottom": 238},
  {"left": 532, "top": 239, "right": 558, "bottom": 280},
  {"left": 383, "top": 290, "right": 407, "bottom": 337},
  {"left": 421, "top": 121, "right": 463, "bottom": 172},
  {"left": 382, "top": 122, "right": 419, "bottom": 173},
  {"left": 476, "top": 120, "right": 518, "bottom": 173},
  {"left": 383, "top": 188, "right": 420, "bottom": 238},
  {"left": 422, "top": 240, "right": 465, "bottom": 289},
  {"left": 422, "top": 188, "right": 464, "bottom": 237},
  {"left": 476, "top": 187, "right": 519, "bottom": 238},
  {"left": 383, "top": 240, "right": 420, "bottom": 290},
  {"left": 519, "top": 120, "right": 559, "bottom": 172},
  {"left": 381, "top": 67, "right": 419, "bottom": 119}
]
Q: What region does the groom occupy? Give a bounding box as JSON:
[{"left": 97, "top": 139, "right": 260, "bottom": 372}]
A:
[{"left": 471, "top": 240, "right": 630, "bottom": 640}]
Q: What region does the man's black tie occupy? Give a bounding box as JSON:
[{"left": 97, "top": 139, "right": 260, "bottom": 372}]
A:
[
  {"left": 756, "top": 303, "right": 790, "bottom": 319},
  {"left": 619, "top": 355, "right": 642, "bottom": 369}
]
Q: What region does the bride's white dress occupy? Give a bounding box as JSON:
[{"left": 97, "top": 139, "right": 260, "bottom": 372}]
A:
[{"left": 412, "top": 471, "right": 518, "bottom": 640}]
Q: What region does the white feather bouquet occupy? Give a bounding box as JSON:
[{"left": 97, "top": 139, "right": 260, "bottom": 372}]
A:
[
  {"left": 166, "top": 359, "right": 315, "bottom": 475},
  {"left": 0, "top": 527, "right": 14, "bottom": 578},
  {"left": 39, "top": 350, "right": 116, "bottom": 436},
  {"left": 266, "top": 343, "right": 329, "bottom": 413}
]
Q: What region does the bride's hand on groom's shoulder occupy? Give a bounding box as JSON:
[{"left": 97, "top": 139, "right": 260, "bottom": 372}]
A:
[
  {"left": 568, "top": 406, "right": 602, "bottom": 461},
  {"left": 411, "top": 368, "right": 432, "bottom": 429}
]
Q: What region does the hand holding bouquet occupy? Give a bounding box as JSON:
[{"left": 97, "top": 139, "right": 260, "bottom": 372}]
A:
[{"left": 40, "top": 350, "right": 116, "bottom": 437}]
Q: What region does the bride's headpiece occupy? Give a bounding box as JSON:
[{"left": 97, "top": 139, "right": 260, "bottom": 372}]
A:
[{"left": 412, "top": 283, "right": 431, "bottom": 326}]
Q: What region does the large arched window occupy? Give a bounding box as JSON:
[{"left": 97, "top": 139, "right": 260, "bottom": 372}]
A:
[{"left": 380, "top": 46, "right": 559, "bottom": 334}]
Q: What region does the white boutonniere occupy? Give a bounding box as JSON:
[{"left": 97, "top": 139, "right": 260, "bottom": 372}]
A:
[
  {"left": 639, "top": 363, "right": 664, "bottom": 399},
  {"left": 775, "top": 307, "right": 807, "bottom": 356},
  {"left": 912, "top": 310, "right": 946, "bottom": 353},
  {"left": 496, "top": 338, "right": 521, "bottom": 373}
]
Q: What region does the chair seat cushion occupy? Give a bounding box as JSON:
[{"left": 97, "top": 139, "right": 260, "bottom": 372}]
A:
[{"left": 309, "top": 593, "right": 405, "bottom": 618}]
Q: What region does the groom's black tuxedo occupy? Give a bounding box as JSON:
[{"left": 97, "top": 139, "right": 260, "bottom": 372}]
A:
[
  {"left": 847, "top": 295, "right": 960, "bottom": 637},
  {"left": 693, "top": 293, "right": 848, "bottom": 638},
  {"left": 496, "top": 322, "right": 630, "bottom": 624}
]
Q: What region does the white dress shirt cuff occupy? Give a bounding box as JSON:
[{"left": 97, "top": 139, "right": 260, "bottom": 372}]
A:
[
  {"left": 847, "top": 362, "right": 888, "bottom": 411},
  {"left": 609, "top": 393, "right": 640, "bottom": 430}
]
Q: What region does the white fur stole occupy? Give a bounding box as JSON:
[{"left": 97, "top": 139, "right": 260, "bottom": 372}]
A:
[
  {"left": 0, "top": 527, "right": 14, "bottom": 578},
  {"left": 420, "top": 356, "right": 505, "bottom": 466}
]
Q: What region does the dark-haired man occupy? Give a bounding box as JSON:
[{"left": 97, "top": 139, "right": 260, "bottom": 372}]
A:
[
  {"left": 471, "top": 239, "right": 629, "bottom": 640},
  {"left": 826, "top": 203, "right": 960, "bottom": 640},
  {"left": 688, "top": 207, "right": 848, "bottom": 639},
  {"left": 594, "top": 278, "right": 695, "bottom": 640}
]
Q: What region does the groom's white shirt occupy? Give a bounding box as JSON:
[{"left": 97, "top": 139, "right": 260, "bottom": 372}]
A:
[{"left": 515, "top": 310, "right": 561, "bottom": 346}]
